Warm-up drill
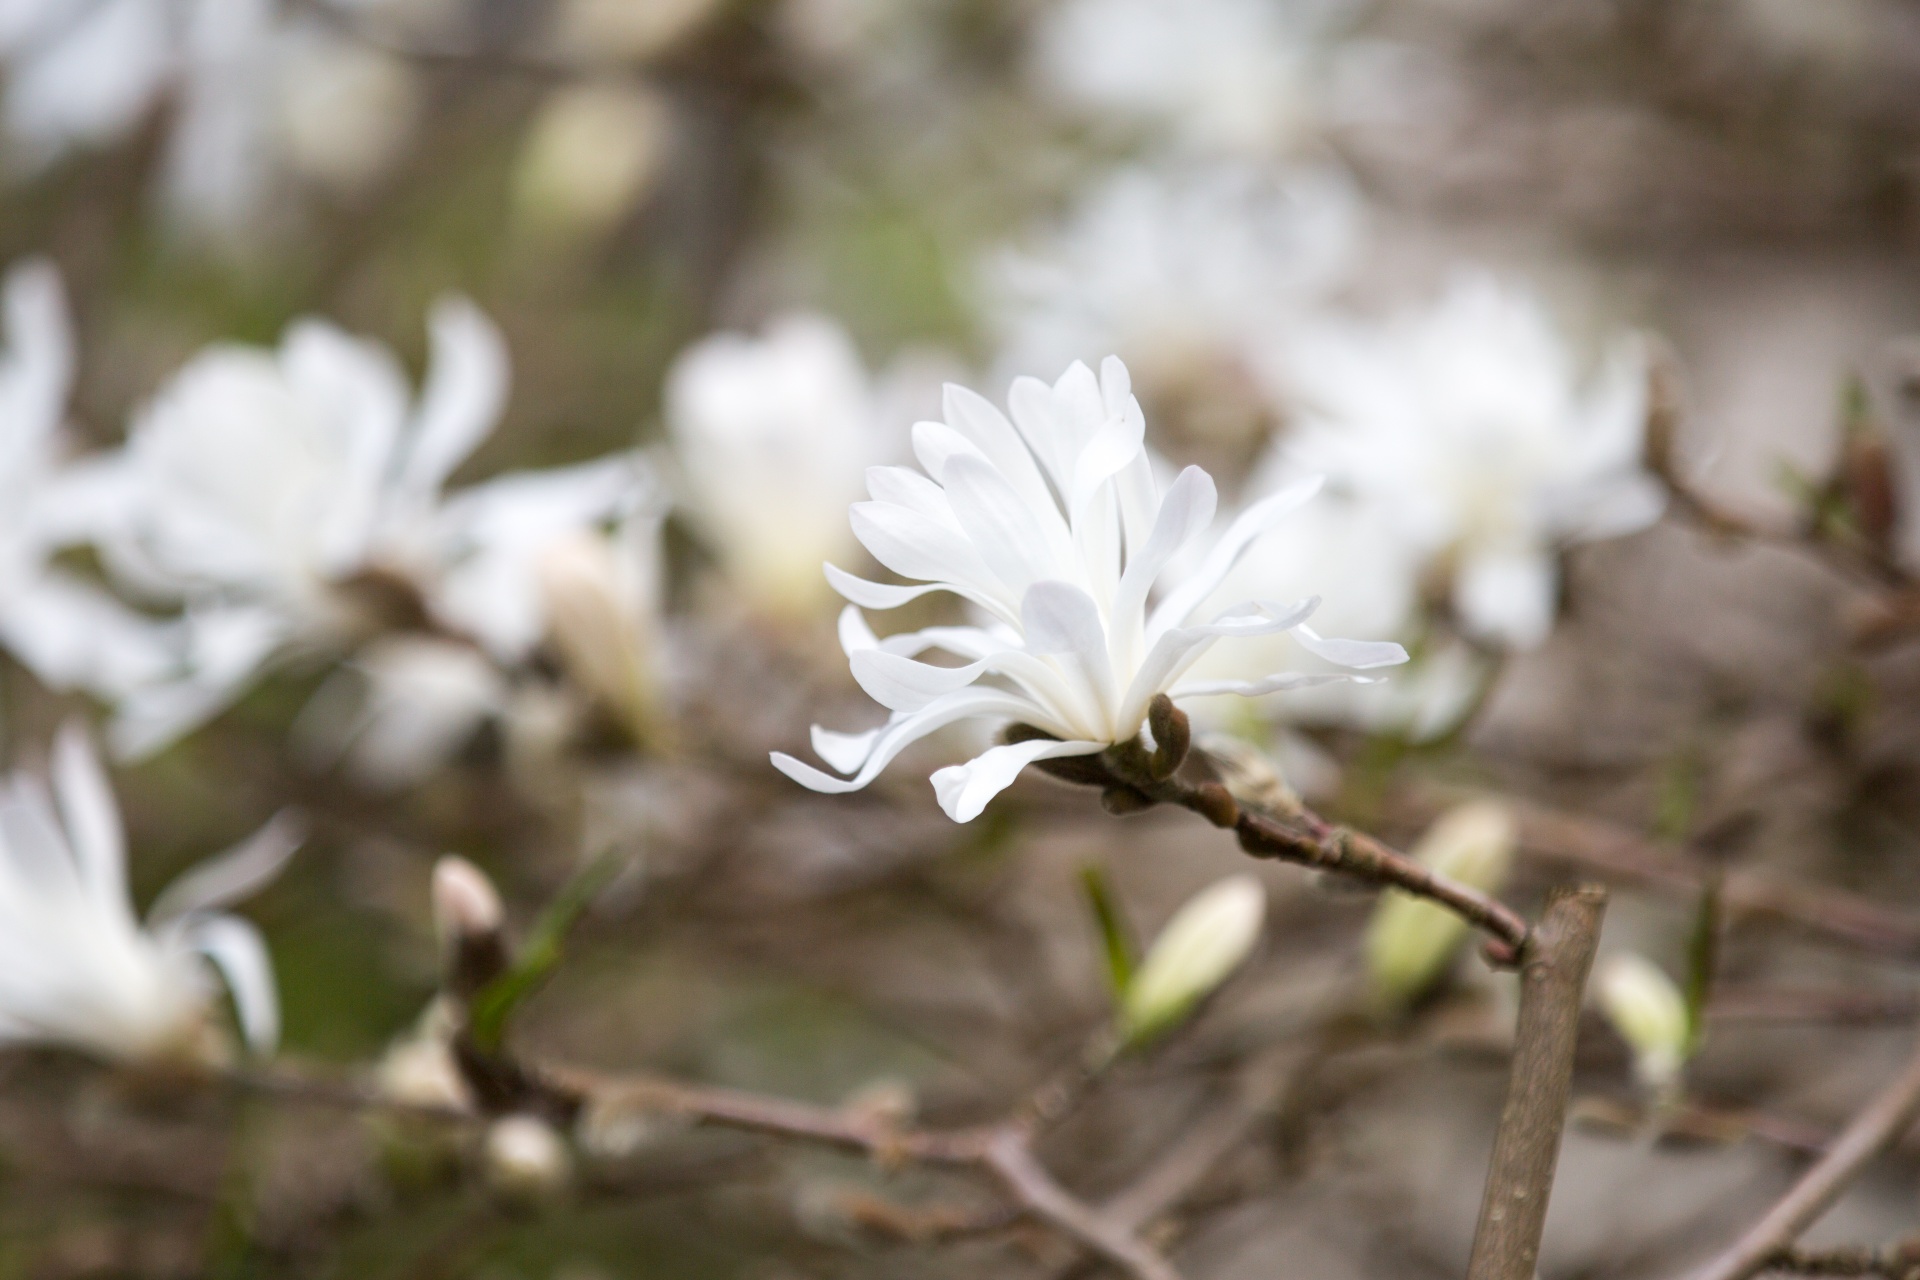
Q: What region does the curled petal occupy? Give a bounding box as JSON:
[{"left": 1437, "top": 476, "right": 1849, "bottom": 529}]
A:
[
  {"left": 178, "top": 913, "right": 280, "bottom": 1056},
  {"left": 771, "top": 687, "right": 1038, "bottom": 795},
  {"left": 1288, "top": 624, "right": 1410, "bottom": 670},
  {"left": 930, "top": 737, "right": 1105, "bottom": 822}
]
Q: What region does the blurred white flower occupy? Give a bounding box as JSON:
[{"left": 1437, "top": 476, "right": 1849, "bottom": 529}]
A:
[
  {"left": 0, "top": 0, "right": 425, "bottom": 237},
  {"left": 1029, "top": 0, "right": 1349, "bottom": 155},
  {"left": 1284, "top": 273, "right": 1663, "bottom": 649},
  {"left": 0, "top": 258, "right": 186, "bottom": 706},
  {"left": 485, "top": 1113, "right": 573, "bottom": 1201},
  {"left": 0, "top": 722, "right": 298, "bottom": 1064},
  {"left": 1178, "top": 453, "right": 1487, "bottom": 742},
  {"left": 666, "top": 314, "right": 892, "bottom": 618},
  {"left": 986, "top": 164, "right": 1359, "bottom": 417},
  {"left": 771, "top": 356, "right": 1406, "bottom": 822},
  {"left": 298, "top": 635, "right": 510, "bottom": 791},
  {"left": 97, "top": 297, "right": 649, "bottom": 757}
]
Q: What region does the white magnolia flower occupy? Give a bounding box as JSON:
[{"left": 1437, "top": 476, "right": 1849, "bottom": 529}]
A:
[
  {"left": 0, "top": 258, "right": 183, "bottom": 705},
  {"left": 1284, "top": 273, "right": 1664, "bottom": 649},
  {"left": 1029, "top": 0, "right": 1349, "bottom": 156},
  {"left": 0, "top": 722, "right": 298, "bottom": 1063},
  {"left": 97, "top": 297, "right": 648, "bottom": 756},
  {"left": 986, "top": 164, "right": 1359, "bottom": 410},
  {"left": 0, "top": 0, "right": 422, "bottom": 237},
  {"left": 666, "top": 314, "right": 891, "bottom": 617},
  {"left": 771, "top": 357, "right": 1406, "bottom": 822}
]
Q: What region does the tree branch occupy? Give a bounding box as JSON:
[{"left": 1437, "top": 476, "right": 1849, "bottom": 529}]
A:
[
  {"left": 1688, "top": 1030, "right": 1920, "bottom": 1280},
  {"left": 1467, "top": 883, "right": 1608, "bottom": 1280}
]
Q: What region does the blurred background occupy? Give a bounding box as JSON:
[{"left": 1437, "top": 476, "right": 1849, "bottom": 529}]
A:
[{"left": 6, "top": 0, "right": 1920, "bottom": 1277}]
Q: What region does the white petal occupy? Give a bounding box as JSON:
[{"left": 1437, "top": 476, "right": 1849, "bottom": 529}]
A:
[
  {"left": 837, "top": 604, "right": 880, "bottom": 656},
  {"left": 930, "top": 737, "right": 1105, "bottom": 822},
  {"left": 811, "top": 724, "right": 886, "bottom": 774},
  {"left": 849, "top": 648, "right": 985, "bottom": 713},
  {"left": 1289, "top": 624, "right": 1409, "bottom": 670},
  {"left": 1147, "top": 474, "right": 1323, "bottom": 636},
  {"left": 1173, "top": 672, "right": 1378, "bottom": 698},
  {"left": 1111, "top": 465, "right": 1216, "bottom": 637},
  {"left": 50, "top": 720, "right": 128, "bottom": 916},
  {"left": 179, "top": 913, "right": 279, "bottom": 1055},
  {"left": 398, "top": 296, "right": 508, "bottom": 500},
  {"left": 770, "top": 687, "right": 1037, "bottom": 793},
  {"left": 148, "top": 810, "right": 304, "bottom": 924},
  {"left": 825, "top": 562, "right": 948, "bottom": 611}
]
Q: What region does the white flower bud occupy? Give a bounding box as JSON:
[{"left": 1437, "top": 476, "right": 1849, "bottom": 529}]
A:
[
  {"left": 1365, "top": 801, "right": 1517, "bottom": 1012},
  {"left": 484, "top": 1114, "right": 573, "bottom": 1202},
  {"left": 538, "top": 528, "right": 665, "bottom": 746},
  {"left": 376, "top": 1000, "right": 472, "bottom": 1112},
  {"left": 432, "top": 856, "right": 503, "bottom": 949},
  {"left": 1595, "top": 953, "right": 1691, "bottom": 1091},
  {"left": 1122, "top": 874, "right": 1266, "bottom": 1044},
  {"left": 513, "top": 82, "right": 671, "bottom": 243}
]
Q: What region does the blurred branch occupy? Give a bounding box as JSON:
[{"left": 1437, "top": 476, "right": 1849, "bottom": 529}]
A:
[
  {"left": 1466, "top": 884, "right": 1608, "bottom": 1280},
  {"left": 1688, "top": 1030, "right": 1920, "bottom": 1280},
  {"left": 1762, "top": 1237, "right": 1920, "bottom": 1276},
  {"left": 1403, "top": 788, "right": 1920, "bottom": 961}
]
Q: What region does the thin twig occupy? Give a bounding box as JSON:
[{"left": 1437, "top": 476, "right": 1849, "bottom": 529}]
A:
[
  {"left": 1762, "top": 1237, "right": 1920, "bottom": 1276},
  {"left": 1078, "top": 714, "right": 1533, "bottom": 964},
  {"left": 1688, "top": 1030, "right": 1920, "bottom": 1280},
  {"left": 1467, "top": 884, "right": 1608, "bottom": 1280},
  {"left": 1412, "top": 790, "right": 1920, "bottom": 961}
]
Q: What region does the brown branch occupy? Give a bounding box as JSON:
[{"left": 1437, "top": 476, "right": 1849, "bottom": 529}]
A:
[
  {"left": 1068, "top": 708, "right": 1533, "bottom": 965},
  {"left": 1688, "top": 1030, "right": 1920, "bottom": 1280},
  {"left": 1398, "top": 790, "right": 1920, "bottom": 961},
  {"left": 1467, "top": 884, "right": 1608, "bottom": 1280}
]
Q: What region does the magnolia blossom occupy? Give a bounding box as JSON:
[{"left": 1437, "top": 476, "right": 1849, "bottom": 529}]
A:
[
  {"left": 0, "top": 259, "right": 182, "bottom": 705},
  {"left": 1029, "top": 0, "right": 1350, "bottom": 156},
  {"left": 1283, "top": 273, "right": 1663, "bottom": 649},
  {"left": 0, "top": 722, "right": 298, "bottom": 1063},
  {"left": 771, "top": 357, "right": 1406, "bottom": 822},
  {"left": 665, "top": 314, "right": 891, "bottom": 617},
  {"left": 94, "top": 297, "right": 649, "bottom": 757},
  {"left": 985, "top": 164, "right": 1358, "bottom": 416},
  {"left": 0, "top": 0, "right": 422, "bottom": 236}
]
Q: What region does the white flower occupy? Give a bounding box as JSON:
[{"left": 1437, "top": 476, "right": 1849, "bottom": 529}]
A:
[
  {"left": 771, "top": 357, "right": 1406, "bottom": 822},
  {"left": 665, "top": 314, "right": 891, "bottom": 617},
  {"left": 0, "top": 722, "right": 298, "bottom": 1064},
  {"left": 97, "top": 296, "right": 649, "bottom": 757},
  {"left": 0, "top": 0, "right": 423, "bottom": 237},
  {"left": 0, "top": 258, "right": 183, "bottom": 705},
  {"left": 985, "top": 164, "right": 1359, "bottom": 410},
  {"left": 1028, "top": 0, "right": 1347, "bottom": 155},
  {"left": 1283, "top": 273, "right": 1664, "bottom": 649}
]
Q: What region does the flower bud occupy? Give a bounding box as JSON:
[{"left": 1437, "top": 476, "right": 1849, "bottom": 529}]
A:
[
  {"left": 1121, "top": 875, "right": 1266, "bottom": 1044},
  {"left": 432, "top": 856, "right": 503, "bottom": 947},
  {"left": 1595, "top": 953, "right": 1691, "bottom": 1091},
  {"left": 484, "top": 1114, "right": 574, "bottom": 1203},
  {"left": 538, "top": 528, "right": 666, "bottom": 748},
  {"left": 513, "top": 82, "right": 671, "bottom": 244},
  {"left": 1364, "top": 801, "right": 1517, "bottom": 1013}
]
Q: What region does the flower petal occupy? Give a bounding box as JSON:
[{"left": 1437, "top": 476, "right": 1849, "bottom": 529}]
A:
[
  {"left": 398, "top": 296, "right": 508, "bottom": 501},
  {"left": 179, "top": 912, "right": 280, "bottom": 1055},
  {"left": 1288, "top": 624, "right": 1409, "bottom": 670},
  {"left": 1147, "top": 474, "right": 1323, "bottom": 637},
  {"left": 849, "top": 648, "right": 986, "bottom": 713},
  {"left": 50, "top": 720, "right": 128, "bottom": 916},
  {"left": 930, "top": 737, "right": 1105, "bottom": 822},
  {"left": 771, "top": 687, "right": 1036, "bottom": 794},
  {"left": 148, "top": 810, "right": 304, "bottom": 924}
]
